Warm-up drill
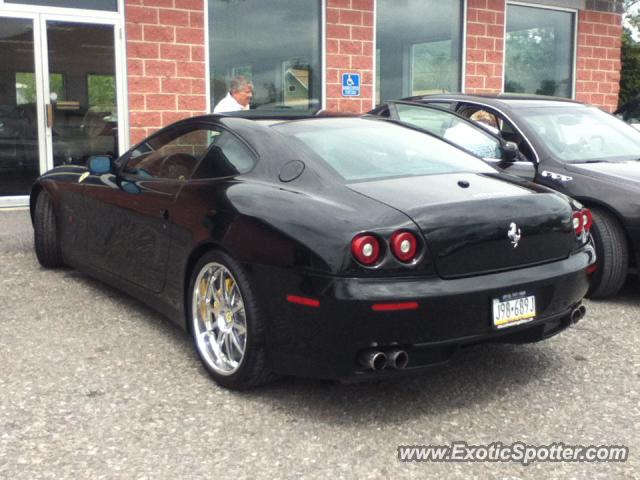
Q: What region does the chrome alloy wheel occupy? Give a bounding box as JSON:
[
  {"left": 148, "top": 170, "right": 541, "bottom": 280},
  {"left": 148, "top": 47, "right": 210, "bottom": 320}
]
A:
[{"left": 192, "top": 262, "right": 247, "bottom": 375}]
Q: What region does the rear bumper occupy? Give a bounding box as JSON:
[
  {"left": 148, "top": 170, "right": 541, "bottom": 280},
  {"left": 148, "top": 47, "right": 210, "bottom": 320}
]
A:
[{"left": 250, "top": 243, "right": 594, "bottom": 380}]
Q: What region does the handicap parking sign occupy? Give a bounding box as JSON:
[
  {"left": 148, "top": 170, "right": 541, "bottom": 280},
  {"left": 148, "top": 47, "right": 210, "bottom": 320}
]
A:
[{"left": 342, "top": 73, "right": 361, "bottom": 97}]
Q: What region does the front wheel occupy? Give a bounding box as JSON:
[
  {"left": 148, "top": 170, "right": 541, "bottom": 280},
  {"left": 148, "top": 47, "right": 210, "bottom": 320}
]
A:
[
  {"left": 33, "top": 190, "right": 64, "bottom": 268},
  {"left": 188, "top": 251, "right": 274, "bottom": 389},
  {"left": 587, "top": 207, "right": 628, "bottom": 299}
]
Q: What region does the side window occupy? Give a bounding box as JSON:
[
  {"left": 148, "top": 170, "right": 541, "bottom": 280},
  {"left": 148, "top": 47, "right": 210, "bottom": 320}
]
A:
[
  {"left": 458, "top": 105, "right": 536, "bottom": 163},
  {"left": 125, "top": 126, "right": 219, "bottom": 180},
  {"left": 395, "top": 104, "right": 502, "bottom": 160},
  {"left": 192, "top": 130, "right": 257, "bottom": 179}
]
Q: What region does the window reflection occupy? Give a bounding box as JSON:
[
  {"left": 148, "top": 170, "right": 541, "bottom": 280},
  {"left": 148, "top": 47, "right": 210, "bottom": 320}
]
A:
[
  {"left": 505, "top": 5, "right": 575, "bottom": 98},
  {"left": 376, "top": 0, "right": 463, "bottom": 103},
  {"left": 209, "top": 0, "right": 321, "bottom": 112}
]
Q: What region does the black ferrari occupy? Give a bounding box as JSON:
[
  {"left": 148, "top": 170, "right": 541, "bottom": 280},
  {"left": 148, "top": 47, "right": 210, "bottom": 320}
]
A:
[
  {"left": 31, "top": 115, "right": 595, "bottom": 389},
  {"left": 400, "top": 94, "right": 640, "bottom": 299}
]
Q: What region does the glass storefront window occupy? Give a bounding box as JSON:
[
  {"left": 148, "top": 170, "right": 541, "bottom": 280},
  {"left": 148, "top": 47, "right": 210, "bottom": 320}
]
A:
[
  {"left": 376, "top": 0, "right": 463, "bottom": 103},
  {"left": 505, "top": 5, "right": 575, "bottom": 98},
  {"left": 209, "top": 0, "right": 322, "bottom": 112},
  {"left": 4, "top": 1, "right": 117, "bottom": 11}
]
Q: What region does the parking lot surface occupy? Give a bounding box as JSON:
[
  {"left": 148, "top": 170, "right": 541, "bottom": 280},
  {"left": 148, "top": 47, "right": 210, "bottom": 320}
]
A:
[{"left": 0, "top": 209, "right": 638, "bottom": 479}]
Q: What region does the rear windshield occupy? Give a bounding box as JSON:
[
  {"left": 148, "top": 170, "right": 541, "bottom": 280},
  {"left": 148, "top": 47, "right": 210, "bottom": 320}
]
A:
[{"left": 273, "top": 118, "right": 494, "bottom": 182}]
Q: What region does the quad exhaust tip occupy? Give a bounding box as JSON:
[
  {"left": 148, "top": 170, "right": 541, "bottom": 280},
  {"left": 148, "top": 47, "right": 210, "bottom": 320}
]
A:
[{"left": 388, "top": 349, "right": 409, "bottom": 369}]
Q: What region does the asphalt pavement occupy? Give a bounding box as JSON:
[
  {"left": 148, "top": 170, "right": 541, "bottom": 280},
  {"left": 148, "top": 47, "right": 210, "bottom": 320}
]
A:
[{"left": 0, "top": 209, "right": 638, "bottom": 479}]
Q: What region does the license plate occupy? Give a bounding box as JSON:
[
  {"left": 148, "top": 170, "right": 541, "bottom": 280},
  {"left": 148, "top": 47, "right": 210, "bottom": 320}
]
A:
[{"left": 492, "top": 293, "right": 536, "bottom": 329}]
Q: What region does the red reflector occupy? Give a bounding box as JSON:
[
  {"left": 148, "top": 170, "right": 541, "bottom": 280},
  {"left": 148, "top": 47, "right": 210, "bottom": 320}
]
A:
[
  {"left": 286, "top": 295, "right": 320, "bottom": 308},
  {"left": 587, "top": 264, "right": 598, "bottom": 274},
  {"left": 372, "top": 302, "right": 419, "bottom": 312}
]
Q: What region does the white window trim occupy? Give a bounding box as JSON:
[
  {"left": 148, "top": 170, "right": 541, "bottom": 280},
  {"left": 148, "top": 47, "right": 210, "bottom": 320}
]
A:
[
  {"left": 205, "top": 0, "right": 326, "bottom": 113},
  {"left": 504, "top": 1, "right": 578, "bottom": 98}
]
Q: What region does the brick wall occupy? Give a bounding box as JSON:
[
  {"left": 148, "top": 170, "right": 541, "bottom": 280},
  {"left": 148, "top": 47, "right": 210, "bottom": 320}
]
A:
[
  {"left": 575, "top": 10, "right": 622, "bottom": 112},
  {"left": 465, "top": 0, "right": 505, "bottom": 94},
  {"left": 125, "top": 0, "right": 207, "bottom": 144},
  {"left": 325, "top": 0, "right": 374, "bottom": 113}
]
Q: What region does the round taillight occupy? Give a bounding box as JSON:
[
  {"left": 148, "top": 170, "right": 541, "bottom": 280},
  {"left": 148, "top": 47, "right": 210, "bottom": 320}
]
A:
[
  {"left": 351, "top": 234, "right": 381, "bottom": 266},
  {"left": 390, "top": 231, "right": 418, "bottom": 262}
]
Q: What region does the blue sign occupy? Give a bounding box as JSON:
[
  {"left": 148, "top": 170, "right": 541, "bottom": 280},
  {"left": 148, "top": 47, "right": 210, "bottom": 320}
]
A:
[{"left": 342, "top": 73, "right": 361, "bottom": 97}]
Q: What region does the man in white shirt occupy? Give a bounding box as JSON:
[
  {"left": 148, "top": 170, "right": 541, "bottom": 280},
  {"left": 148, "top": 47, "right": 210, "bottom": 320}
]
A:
[{"left": 213, "top": 75, "right": 253, "bottom": 113}]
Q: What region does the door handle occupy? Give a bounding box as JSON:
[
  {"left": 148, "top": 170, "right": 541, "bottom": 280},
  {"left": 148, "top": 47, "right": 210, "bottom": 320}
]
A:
[{"left": 46, "top": 103, "right": 53, "bottom": 128}]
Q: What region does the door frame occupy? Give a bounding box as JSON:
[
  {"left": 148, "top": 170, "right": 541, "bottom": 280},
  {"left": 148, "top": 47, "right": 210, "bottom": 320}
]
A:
[{"left": 0, "top": 1, "right": 127, "bottom": 208}]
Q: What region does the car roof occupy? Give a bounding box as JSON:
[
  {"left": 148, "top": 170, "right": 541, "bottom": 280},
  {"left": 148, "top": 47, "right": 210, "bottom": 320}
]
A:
[{"left": 404, "top": 93, "right": 586, "bottom": 110}]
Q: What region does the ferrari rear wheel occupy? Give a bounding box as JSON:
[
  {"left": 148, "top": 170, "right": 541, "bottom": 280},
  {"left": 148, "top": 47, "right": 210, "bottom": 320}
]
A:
[
  {"left": 33, "top": 190, "right": 64, "bottom": 268},
  {"left": 189, "top": 251, "right": 274, "bottom": 389},
  {"left": 587, "top": 207, "right": 628, "bottom": 299}
]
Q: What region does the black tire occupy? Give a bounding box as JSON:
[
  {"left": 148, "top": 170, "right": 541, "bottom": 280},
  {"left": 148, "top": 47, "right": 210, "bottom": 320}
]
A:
[
  {"left": 33, "top": 190, "right": 64, "bottom": 268},
  {"left": 587, "top": 207, "right": 628, "bottom": 299},
  {"left": 188, "top": 250, "right": 275, "bottom": 389}
]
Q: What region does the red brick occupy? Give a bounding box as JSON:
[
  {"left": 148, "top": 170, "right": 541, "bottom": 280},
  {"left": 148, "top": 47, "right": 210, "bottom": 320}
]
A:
[
  {"left": 486, "top": 51, "right": 502, "bottom": 64},
  {"left": 143, "top": 25, "right": 174, "bottom": 42},
  {"left": 486, "top": 24, "right": 504, "bottom": 38},
  {"left": 126, "top": 23, "right": 143, "bottom": 41},
  {"left": 128, "top": 93, "right": 145, "bottom": 109},
  {"left": 467, "top": 9, "right": 478, "bottom": 22},
  {"left": 191, "top": 45, "right": 205, "bottom": 62},
  {"left": 131, "top": 111, "right": 162, "bottom": 128},
  {"left": 327, "top": 54, "right": 350, "bottom": 69},
  {"left": 327, "top": 84, "right": 343, "bottom": 98},
  {"left": 146, "top": 93, "right": 177, "bottom": 110},
  {"left": 190, "top": 11, "right": 204, "bottom": 28},
  {"left": 466, "top": 37, "right": 477, "bottom": 49},
  {"left": 143, "top": 0, "right": 173, "bottom": 7},
  {"left": 351, "top": 26, "right": 373, "bottom": 41},
  {"left": 592, "top": 71, "right": 606, "bottom": 82},
  {"left": 577, "top": 70, "right": 591, "bottom": 82},
  {"left": 339, "top": 40, "right": 362, "bottom": 55},
  {"left": 476, "top": 63, "right": 494, "bottom": 77},
  {"left": 326, "top": 68, "right": 340, "bottom": 83},
  {"left": 328, "top": 0, "right": 352, "bottom": 8},
  {"left": 325, "top": 99, "right": 340, "bottom": 111},
  {"left": 485, "top": 77, "right": 502, "bottom": 91},
  {"left": 338, "top": 99, "right": 365, "bottom": 113},
  {"left": 327, "top": 39, "right": 339, "bottom": 54},
  {"left": 486, "top": 0, "right": 505, "bottom": 11},
  {"left": 580, "top": 23, "right": 594, "bottom": 35},
  {"left": 362, "top": 11, "right": 373, "bottom": 27},
  {"left": 130, "top": 128, "right": 147, "bottom": 144},
  {"left": 467, "top": 23, "right": 486, "bottom": 36},
  {"left": 191, "top": 79, "right": 206, "bottom": 94},
  {"left": 128, "top": 76, "right": 160, "bottom": 93},
  {"left": 126, "top": 5, "right": 158, "bottom": 24},
  {"left": 466, "top": 63, "right": 477, "bottom": 75},
  {"left": 362, "top": 41, "right": 373, "bottom": 56},
  {"left": 339, "top": 9, "right": 362, "bottom": 25},
  {"left": 351, "top": 0, "right": 373, "bottom": 10},
  {"left": 128, "top": 59, "right": 144, "bottom": 76},
  {"left": 477, "top": 10, "right": 495, "bottom": 24},
  {"left": 467, "top": 49, "right": 485, "bottom": 63},
  {"left": 176, "top": 61, "right": 204, "bottom": 77},
  {"left": 160, "top": 43, "right": 190, "bottom": 60},
  {"left": 162, "top": 111, "right": 188, "bottom": 126},
  {"left": 174, "top": 0, "right": 203, "bottom": 9},
  {"left": 351, "top": 55, "right": 371, "bottom": 70},
  {"left": 159, "top": 9, "right": 190, "bottom": 27},
  {"left": 162, "top": 77, "right": 191, "bottom": 94},
  {"left": 466, "top": 75, "right": 484, "bottom": 89},
  {"left": 128, "top": 41, "right": 159, "bottom": 59},
  {"left": 476, "top": 37, "right": 495, "bottom": 50},
  {"left": 327, "top": 7, "right": 340, "bottom": 24},
  {"left": 327, "top": 24, "right": 350, "bottom": 39},
  {"left": 176, "top": 27, "right": 204, "bottom": 44},
  {"left": 178, "top": 95, "right": 205, "bottom": 110},
  {"left": 145, "top": 59, "right": 176, "bottom": 77}
]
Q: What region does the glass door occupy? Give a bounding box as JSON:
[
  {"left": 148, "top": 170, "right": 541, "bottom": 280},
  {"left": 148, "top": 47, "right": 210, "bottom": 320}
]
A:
[
  {"left": 43, "top": 20, "right": 120, "bottom": 168},
  {"left": 0, "top": 10, "right": 124, "bottom": 206},
  {"left": 0, "top": 15, "right": 43, "bottom": 200}
]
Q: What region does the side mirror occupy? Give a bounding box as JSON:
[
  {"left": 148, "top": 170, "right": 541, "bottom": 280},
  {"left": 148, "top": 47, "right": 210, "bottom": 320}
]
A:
[
  {"left": 88, "top": 155, "right": 113, "bottom": 175},
  {"left": 502, "top": 141, "right": 519, "bottom": 162}
]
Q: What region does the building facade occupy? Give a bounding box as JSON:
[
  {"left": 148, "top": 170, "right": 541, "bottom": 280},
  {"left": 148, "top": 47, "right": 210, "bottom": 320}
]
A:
[{"left": 0, "top": 0, "right": 624, "bottom": 205}]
